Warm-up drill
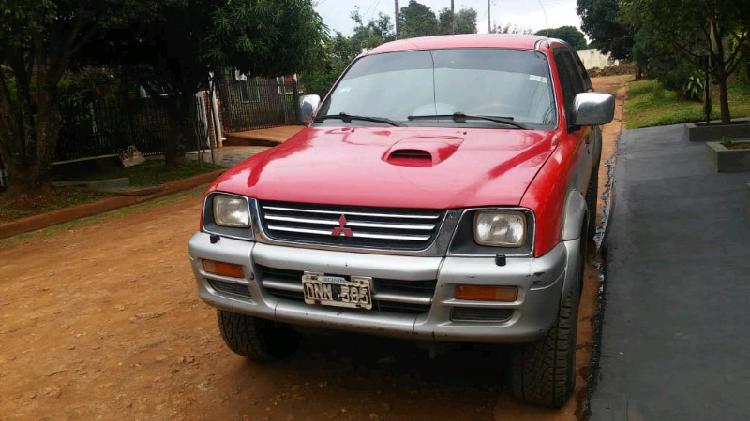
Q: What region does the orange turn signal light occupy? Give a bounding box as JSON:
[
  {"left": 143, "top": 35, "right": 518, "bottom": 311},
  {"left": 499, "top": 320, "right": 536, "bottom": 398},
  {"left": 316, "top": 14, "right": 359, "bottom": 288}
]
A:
[
  {"left": 454, "top": 285, "right": 518, "bottom": 302},
  {"left": 202, "top": 259, "right": 245, "bottom": 278}
]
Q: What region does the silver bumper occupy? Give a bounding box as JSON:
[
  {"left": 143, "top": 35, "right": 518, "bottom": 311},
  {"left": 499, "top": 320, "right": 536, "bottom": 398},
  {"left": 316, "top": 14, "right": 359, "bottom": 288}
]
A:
[{"left": 188, "top": 233, "right": 579, "bottom": 343}]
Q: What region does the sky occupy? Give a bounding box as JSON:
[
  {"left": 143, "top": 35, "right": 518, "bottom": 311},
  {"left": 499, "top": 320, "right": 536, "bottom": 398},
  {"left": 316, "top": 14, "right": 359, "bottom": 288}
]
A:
[{"left": 313, "top": 0, "right": 583, "bottom": 36}]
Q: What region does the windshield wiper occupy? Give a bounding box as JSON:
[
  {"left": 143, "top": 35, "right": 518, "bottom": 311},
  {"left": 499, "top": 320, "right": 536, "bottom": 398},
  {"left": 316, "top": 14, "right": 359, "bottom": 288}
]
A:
[
  {"left": 315, "top": 112, "right": 402, "bottom": 126},
  {"left": 407, "top": 112, "right": 526, "bottom": 129}
]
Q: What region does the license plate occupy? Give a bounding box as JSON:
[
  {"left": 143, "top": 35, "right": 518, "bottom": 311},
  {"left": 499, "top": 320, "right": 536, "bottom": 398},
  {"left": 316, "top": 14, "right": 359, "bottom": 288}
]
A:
[{"left": 302, "top": 272, "right": 373, "bottom": 310}]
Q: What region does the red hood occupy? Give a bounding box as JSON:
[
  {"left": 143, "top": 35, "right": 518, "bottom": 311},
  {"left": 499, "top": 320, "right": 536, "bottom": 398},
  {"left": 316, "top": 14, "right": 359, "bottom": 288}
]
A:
[{"left": 211, "top": 126, "right": 558, "bottom": 209}]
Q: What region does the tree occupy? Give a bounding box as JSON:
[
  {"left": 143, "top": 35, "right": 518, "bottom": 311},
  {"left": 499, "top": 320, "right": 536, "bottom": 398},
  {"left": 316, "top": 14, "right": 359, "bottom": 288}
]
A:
[
  {"left": 300, "top": 10, "right": 395, "bottom": 96},
  {"left": 0, "top": 0, "right": 161, "bottom": 200},
  {"left": 399, "top": 1, "right": 439, "bottom": 38},
  {"left": 299, "top": 32, "right": 355, "bottom": 96},
  {"left": 623, "top": 0, "right": 750, "bottom": 123},
  {"left": 535, "top": 26, "right": 588, "bottom": 50},
  {"left": 91, "top": 0, "right": 326, "bottom": 167},
  {"left": 577, "top": 0, "right": 634, "bottom": 60},
  {"left": 490, "top": 23, "right": 533, "bottom": 35},
  {"left": 438, "top": 7, "right": 478, "bottom": 35},
  {"left": 351, "top": 9, "right": 395, "bottom": 50}
]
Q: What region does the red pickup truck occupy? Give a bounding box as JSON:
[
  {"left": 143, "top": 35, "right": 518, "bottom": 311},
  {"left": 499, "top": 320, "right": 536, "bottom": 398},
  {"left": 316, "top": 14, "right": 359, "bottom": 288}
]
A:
[{"left": 188, "top": 35, "right": 614, "bottom": 407}]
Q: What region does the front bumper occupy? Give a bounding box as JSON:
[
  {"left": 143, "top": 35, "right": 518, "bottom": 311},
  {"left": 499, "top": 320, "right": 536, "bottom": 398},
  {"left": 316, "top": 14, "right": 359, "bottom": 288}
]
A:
[{"left": 188, "top": 233, "right": 579, "bottom": 343}]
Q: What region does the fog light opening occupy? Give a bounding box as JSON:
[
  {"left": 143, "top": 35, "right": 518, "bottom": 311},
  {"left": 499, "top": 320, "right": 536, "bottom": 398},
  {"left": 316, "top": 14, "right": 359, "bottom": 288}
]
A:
[
  {"left": 454, "top": 285, "right": 518, "bottom": 301},
  {"left": 202, "top": 259, "right": 245, "bottom": 278}
]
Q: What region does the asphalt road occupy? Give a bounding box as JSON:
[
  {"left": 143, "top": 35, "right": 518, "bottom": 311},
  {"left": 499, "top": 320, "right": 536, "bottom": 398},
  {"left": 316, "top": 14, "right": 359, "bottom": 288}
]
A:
[{"left": 590, "top": 123, "right": 750, "bottom": 420}]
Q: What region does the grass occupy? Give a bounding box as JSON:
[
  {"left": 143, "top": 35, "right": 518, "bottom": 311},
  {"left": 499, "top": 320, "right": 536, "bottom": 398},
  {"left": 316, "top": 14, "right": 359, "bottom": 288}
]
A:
[
  {"left": 0, "top": 187, "right": 110, "bottom": 224},
  {"left": 0, "top": 159, "right": 220, "bottom": 224},
  {"left": 625, "top": 79, "right": 750, "bottom": 129},
  {"left": 0, "top": 186, "right": 205, "bottom": 247},
  {"left": 721, "top": 140, "right": 750, "bottom": 150},
  {"left": 88, "top": 159, "right": 222, "bottom": 186}
]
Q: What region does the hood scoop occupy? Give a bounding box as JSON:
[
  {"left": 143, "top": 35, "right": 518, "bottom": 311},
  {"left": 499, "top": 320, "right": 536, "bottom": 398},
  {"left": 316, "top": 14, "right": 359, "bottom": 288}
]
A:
[{"left": 383, "top": 136, "right": 463, "bottom": 167}]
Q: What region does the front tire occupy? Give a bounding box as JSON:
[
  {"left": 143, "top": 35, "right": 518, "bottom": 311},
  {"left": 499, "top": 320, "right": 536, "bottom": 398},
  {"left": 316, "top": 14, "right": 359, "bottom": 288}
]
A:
[
  {"left": 217, "top": 310, "right": 299, "bottom": 361},
  {"left": 510, "top": 239, "right": 583, "bottom": 408}
]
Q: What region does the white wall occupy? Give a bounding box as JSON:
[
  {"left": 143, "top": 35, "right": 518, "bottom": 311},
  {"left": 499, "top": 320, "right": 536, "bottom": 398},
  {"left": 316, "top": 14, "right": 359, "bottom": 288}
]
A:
[{"left": 577, "top": 49, "right": 619, "bottom": 69}]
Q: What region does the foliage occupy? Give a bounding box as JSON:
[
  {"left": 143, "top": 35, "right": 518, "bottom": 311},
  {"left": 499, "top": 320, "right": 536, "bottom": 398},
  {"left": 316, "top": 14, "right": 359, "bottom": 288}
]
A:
[
  {"left": 682, "top": 71, "right": 705, "bottom": 102},
  {"left": 438, "top": 7, "right": 478, "bottom": 35},
  {"left": 534, "top": 26, "right": 588, "bottom": 50},
  {"left": 622, "top": 0, "right": 750, "bottom": 123},
  {"left": 0, "top": 0, "right": 325, "bottom": 197},
  {"left": 577, "top": 0, "right": 634, "bottom": 60},
  {"left": 351, "top": 9, "right": 396, "bottom": 50},
  {"left": 0, "top": 0, "right": 162, "bottom": 199},
  {"left": 300, "top": 2, "right": 480, "bottom": 96},
  {"left": 299, "top": 9, "right": 393, "bottom": 96},
  {"left": 101, "top": 0, "right": 325, "bottom": 166},
  {"left": 490, "top": 23, "right": 532, "bottom": 35},
  {"left": 630, "top": 28, "right": 694, "bottom": 92},
  {"left": 300, "top": 33, "right": 355, "bottom": 96},
  {"left": 625, "top": 79, "right": 750, "bottom": 129},
  {"left": 398, "top": 0, "right": 440, "bottom": 38}
]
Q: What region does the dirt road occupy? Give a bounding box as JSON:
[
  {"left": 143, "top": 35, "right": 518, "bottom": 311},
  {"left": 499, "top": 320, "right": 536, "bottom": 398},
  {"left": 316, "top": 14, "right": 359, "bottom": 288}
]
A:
[{"left": 0, "top": 76, "right": 631, "bottom": 421}]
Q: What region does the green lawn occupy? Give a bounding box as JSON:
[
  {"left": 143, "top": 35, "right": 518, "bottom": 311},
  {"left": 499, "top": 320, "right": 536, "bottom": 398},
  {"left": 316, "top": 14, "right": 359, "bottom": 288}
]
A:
[
  {"left": 89, "top": 159, "right": 222, "bottom": 186},
  {"left": 0, "top": 187, "right": 110, "bottom": 224},
  {"left": 1, "top": 159, "right": 221, "bottom": 224},
  {"left": 625, "top": 79, "right": 750, "bottom": 129}
]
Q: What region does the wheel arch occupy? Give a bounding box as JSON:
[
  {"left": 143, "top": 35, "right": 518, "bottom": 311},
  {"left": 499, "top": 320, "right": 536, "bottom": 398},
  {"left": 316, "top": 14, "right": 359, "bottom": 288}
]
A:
[{"left": 561, "top": 189, "right": 588, "bottom": 241}]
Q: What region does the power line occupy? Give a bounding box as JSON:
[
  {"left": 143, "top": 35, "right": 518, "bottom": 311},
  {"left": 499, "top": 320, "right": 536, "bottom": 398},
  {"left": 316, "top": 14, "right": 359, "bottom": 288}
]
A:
[{"left": 537, "top": 0, "right": 548, "bottom": 27}]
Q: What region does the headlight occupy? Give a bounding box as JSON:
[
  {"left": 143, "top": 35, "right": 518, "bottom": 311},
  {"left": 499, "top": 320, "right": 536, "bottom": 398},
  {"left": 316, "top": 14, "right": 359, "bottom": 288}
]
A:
[
  {"left": 212, "top": 194, "right": 250, "bottom": 227},
  {"left": 473, "top": 210, "right": 526, "bottom": 247}
]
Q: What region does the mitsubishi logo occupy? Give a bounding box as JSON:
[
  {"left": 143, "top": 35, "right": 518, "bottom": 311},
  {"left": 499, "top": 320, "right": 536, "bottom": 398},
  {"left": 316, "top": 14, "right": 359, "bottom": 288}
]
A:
[{"left": 331, "top": 214, "right": 353, "bottom": 237}]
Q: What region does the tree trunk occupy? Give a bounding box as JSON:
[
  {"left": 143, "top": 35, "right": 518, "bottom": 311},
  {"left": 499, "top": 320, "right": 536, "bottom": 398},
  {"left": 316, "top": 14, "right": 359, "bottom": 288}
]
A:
[
  {"left": 30, "top": 90, "right": 61, "bottom": 189},
  {"left": 718, "top": 75, "right": 731, "bottom": 124},
  {"left": 163, "top": 95, "right": 191, "bottom": 169},
  {"left": 0, "top": 91, "right": 60, "bottom": 202},
  {"left": 710, "top": 18, "right": 731, "bottom": 124},
  {"left": 704, "top": 56, "right": 712, "bottom": 124}
]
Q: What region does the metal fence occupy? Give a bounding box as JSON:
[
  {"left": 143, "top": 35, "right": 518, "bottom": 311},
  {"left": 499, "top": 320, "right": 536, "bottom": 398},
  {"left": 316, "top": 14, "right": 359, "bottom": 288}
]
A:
[
  {"left": 216, "top": 78, "right": 298, "bottom": 132},
  {"left": 0, "top": 78, "right": 293, "bottom": 189},
  {"left": 58, "top": 97, "right": 169, "bottom": 161},
  {"left": 55, "top": 95, "right": 210, "bottom": 162},
  {"left": 0, "top": 156, "right": 6, "bottom": 191}
]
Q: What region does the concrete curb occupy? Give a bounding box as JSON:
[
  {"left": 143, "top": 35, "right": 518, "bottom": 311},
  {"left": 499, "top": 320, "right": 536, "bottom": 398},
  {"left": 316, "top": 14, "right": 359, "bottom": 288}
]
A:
[
  {"left": 0, "top": 169, "right": 223, "bottom": 240},
  {"left": 684, "top": 119, "right": 750, "bottom": 142},
  {"left": 706, "top": 141, "right": 750, "bottom": 172}
]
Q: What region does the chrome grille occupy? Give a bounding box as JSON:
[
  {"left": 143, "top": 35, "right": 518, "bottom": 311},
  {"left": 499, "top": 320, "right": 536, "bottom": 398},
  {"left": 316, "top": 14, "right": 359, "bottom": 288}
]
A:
[
  {"left": 207, "top": 280, "right": 251, "bottom": 298},
  {"left": 258, "top": 201, "right": 444, "bottom": 250},
  {"left": 451, "top": 307, "right": 514, "bottom": 322},
  {"left": 256, "top": 265, "right": 435, "bottom": 315}
]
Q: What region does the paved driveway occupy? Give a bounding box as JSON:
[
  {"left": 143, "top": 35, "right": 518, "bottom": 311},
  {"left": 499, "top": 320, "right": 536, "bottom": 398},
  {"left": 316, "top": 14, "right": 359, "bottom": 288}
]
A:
[{"left": 591, "top": 124, "right": 750, "bottom": 420}]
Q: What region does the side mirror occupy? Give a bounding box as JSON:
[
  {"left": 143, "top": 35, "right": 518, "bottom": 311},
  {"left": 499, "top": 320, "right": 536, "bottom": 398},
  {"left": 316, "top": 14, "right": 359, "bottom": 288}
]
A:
[
  {"left": 298, "top": 94, "right": 321, "bottom": 124},
  {"left": 573, "top": 93, "right": 615, "bottom": 126}
]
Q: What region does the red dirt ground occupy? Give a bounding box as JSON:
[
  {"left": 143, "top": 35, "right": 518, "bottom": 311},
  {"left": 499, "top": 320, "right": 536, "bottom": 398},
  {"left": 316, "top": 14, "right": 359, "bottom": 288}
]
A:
[{"left": 0, "top": 76, "right": 630, "bottom": 420}]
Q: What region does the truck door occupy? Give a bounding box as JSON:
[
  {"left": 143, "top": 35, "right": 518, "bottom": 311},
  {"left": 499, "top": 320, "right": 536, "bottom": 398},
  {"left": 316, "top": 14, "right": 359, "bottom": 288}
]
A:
[{"left": 553, "top": 46, "right": 593, "bottom": 195}]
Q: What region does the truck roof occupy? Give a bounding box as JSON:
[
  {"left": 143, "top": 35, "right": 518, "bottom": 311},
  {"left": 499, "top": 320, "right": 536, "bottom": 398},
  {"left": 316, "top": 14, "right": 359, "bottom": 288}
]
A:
[{"left": 367, "top": 34, "right": 550, "bottom": 55}]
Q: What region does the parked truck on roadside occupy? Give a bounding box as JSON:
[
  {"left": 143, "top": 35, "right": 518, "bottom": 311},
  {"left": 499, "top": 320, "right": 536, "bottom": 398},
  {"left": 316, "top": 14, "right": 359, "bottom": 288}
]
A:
[{"left": 188, "top": 34, "right": 614, "bottom": 407}]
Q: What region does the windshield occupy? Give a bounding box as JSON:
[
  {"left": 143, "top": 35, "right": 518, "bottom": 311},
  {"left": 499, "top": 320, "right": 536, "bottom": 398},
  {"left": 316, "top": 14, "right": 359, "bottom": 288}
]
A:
[{"left": 315, "top": 48, "right": 557, "bottom": 129}]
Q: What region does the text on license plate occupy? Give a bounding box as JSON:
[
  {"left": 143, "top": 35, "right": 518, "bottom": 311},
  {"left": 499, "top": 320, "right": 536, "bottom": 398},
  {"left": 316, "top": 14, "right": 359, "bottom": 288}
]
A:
[{"left": 302, "top": 272, "right": 372, "bottom": 310}]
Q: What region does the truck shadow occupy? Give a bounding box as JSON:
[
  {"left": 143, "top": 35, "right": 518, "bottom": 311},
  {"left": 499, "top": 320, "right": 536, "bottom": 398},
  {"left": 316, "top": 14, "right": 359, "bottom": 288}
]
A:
[{"left": 219, "top": 331, "right": 511, "bottom": 419}]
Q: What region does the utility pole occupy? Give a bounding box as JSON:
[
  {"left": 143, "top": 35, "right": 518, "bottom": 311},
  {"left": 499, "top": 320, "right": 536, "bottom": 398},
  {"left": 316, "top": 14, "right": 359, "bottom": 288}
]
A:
[
  {"left": 451, "top": 0, "right": 455, "bottom": 34},
  {"left": 395, "top": 0, "right": 399, "bottom": 38},
  {"left": 487, "top": 0, "right": 491, "bottom": 33}
]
